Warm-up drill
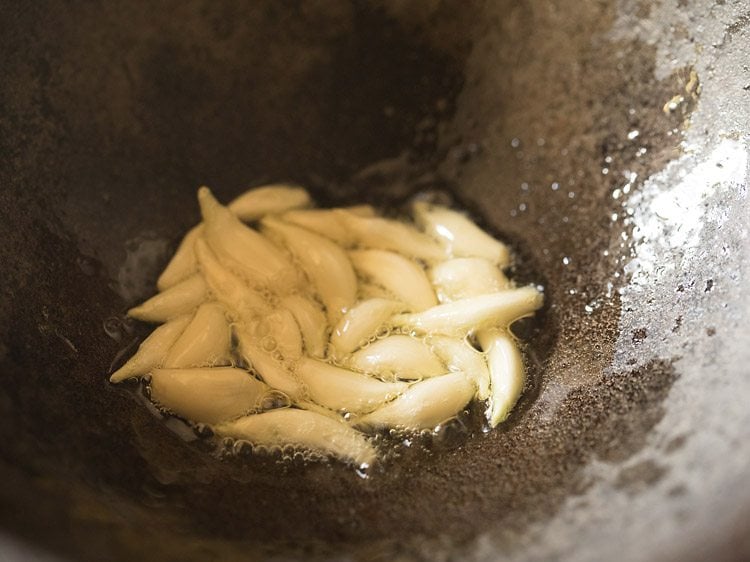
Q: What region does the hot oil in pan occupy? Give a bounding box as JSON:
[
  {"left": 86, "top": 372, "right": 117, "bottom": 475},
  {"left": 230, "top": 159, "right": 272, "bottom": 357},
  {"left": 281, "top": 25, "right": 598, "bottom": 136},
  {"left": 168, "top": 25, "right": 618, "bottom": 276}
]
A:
[{"left": 106, "top": 185, "right": 547, "bottom": 475}]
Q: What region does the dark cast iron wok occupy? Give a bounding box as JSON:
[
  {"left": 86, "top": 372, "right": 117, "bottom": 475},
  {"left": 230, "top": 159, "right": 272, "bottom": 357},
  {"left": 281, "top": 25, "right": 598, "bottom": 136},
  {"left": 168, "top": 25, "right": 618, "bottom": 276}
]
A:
[{"left": 1, "top": 1, "right": 748, "bottom": 561}]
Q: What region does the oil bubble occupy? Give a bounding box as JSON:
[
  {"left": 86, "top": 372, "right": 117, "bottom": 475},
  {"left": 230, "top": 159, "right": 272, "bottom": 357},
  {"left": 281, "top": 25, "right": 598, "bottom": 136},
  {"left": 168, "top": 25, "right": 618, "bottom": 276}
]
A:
[
  {"left": 260, "top": 390, "right": 291, "bottom": 411},
  {"left": 193, "top": 423, "right": 214, "bottom": 438},
  {"left": 232, "top": 439, "right": 252, "bottom": 457},
  {"left": 355, "top": 464, "right": 370, "bottom": 479},
  {"left": 433, "top": 417, "right": 469, "bottom": 449},
  {"left": 260, "top": 335, "right": 276, "bottom": 353},
  {"left": 103, "top": 317, "right": 126, "bottom": 342}
]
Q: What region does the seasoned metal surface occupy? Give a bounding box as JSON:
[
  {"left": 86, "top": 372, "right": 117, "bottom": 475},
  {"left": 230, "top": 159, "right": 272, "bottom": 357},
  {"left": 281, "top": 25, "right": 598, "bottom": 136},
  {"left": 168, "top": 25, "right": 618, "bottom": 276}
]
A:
[{"left": 0, "top": 1, "right": 747, "bottom": 561}]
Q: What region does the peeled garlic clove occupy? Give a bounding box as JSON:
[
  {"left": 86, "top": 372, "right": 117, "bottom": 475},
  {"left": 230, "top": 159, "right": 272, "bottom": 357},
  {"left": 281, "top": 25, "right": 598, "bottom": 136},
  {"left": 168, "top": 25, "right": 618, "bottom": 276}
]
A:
[
  {"left": 392, "top": 287, "right": 543, "bottom": 337},
  {"left": 335, "top": 210, "right": 446, "bottom": 262},
  {"left": 194, "top": 238, "right": 267, "bottom": 322},
  {"left": 227, "top": 184, "right": 311, "bottom": 222},
  {"left": 163, "top": 302, "right": 231, "bottom": 368},
  {"left": 264, "top": 307, "right": 304, "bottom": 361},
  {"left": 345, "top": 205, "right": 377, "bottom": 217},
  {"left": 349, "top": 249, "right": 437, "bottom": 312},
  {"left": 477, "top": 329, "right": 525, "bottom": 427},
  {"left": 215, "top": 409, "right": 376, "bottom": 467},
  {"left": 430, "top": 257, "right": 510, "bottom": 302},
  {"left": 281, "top": 294, "right": 328, "bottom": 358},
  {"left": 235, "top": 328, "right": 303, "bottom": 399},
  {"left": 413, "top": 202, "right": 510, "bottom": 266},
  {"left": 295, "top": 358, "right": 407, "bottom": 414},
  {"left": 358, "top": 283, "right": 395, "bottom": 300},
  {"left": 355, "top": 372, "right": 475, "bottom": 431},
  {"left": 293, "top": 400, "right": 346, "bottom": 422},
  {"left": 198, "top": 187, "right": 299, "bottom": 291},
  {"left": 261, "top": 218, "right": 356, "bottom": 323},
  {"left": 282, "top": 209, "right": 349, "bottom": 244},
  {"left": 349, "top": 335, "right": 444, "bottom": 380},
  {"left": 128, "top": 273, "right": 207, "bottom": 323},
  {"left": 109, "top": 314, "right": 192, "bottom": 383},
  {"left": 281, "top": 205, "right": 376, "bottom": 245},
  {"left": 331, "top": 298, "right": 406, "bottom": 356},
  {"left": 156, "top": 225, "right": 202, "bottom": 291},
  {"left": 149, "top": 367, "right": 269, "bottom": 424},
  {"left": 429, "top": 336, "right": 491, "bottom": 400}
]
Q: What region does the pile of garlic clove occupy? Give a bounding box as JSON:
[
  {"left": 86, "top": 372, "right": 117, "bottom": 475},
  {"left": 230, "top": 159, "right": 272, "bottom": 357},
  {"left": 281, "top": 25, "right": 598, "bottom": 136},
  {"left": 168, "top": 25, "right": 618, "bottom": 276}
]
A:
[{"left": 110, "top": 185, "right": 543, "bottom": 468}]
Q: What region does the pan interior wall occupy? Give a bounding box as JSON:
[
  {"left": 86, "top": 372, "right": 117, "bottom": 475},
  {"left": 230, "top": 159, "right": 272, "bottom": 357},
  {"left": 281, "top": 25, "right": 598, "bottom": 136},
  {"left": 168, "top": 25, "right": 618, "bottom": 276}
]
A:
[{"left": 0, "top": 2, "right": 692, "bottom": 561}]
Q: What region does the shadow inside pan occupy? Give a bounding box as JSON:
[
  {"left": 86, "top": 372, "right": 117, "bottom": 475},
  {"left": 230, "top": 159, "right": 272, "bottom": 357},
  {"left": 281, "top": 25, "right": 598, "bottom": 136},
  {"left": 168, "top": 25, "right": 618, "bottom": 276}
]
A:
[{"left": 0, "top": 2, "right": 695, "bottom": 560}]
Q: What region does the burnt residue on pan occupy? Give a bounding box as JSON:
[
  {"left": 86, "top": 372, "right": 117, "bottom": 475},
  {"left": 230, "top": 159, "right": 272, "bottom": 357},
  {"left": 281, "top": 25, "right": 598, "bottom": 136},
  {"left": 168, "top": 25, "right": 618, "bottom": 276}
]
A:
[{"left": 0, "top": 1, "right": 717, "bottom": 561}]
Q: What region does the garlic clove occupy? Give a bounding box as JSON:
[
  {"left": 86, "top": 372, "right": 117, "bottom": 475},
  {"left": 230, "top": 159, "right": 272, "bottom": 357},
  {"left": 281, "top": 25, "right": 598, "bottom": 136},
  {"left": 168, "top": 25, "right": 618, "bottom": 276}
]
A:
[
  {"left": 477, "top": 329, "right": 525, "bottom": 427},
  {"left": 330, "top": 298, "right": 406, "bottom": 356},
  {"left": 264, "top": 307, "right": 304, "bottom": 361},
  {"left": 227, "top": 184, "right": 311, "bottom": 222},
  {"left": 413, "top": 202, "right": 510, "bottom": 266},
  {"left": 295, "top": 357, "right": 407, "bottom": 414},
  {"left": 430, "top": 257, "right": 510, "bottom": 302},
  {"left": 357, "top": 283, "right": 395, "bottom": 301},
  {"left": 349, "top": 335, "right": 444, "bottom": 380},
  {"left": 335, "top": 210, "right": 447, "bottom": 262},
  {"left": 261, "top": 218, "right": 356, "bottom": 323},
  {"left": 198, "top": 187, "right": 300, "bottom": 291},
  {"left": 156, "top": 225, "right": 202, "bottom": 291},
  {"left": 157, "top": 186, "right": 310, "bottom": 291},
  {"left": 235, "top": 328, "right": 304, "bottom": 399},
  {"left": 345, "top": 205, "right": 377, "bottom": 217},
  {"left": 109, "top": 314, "right": 192, "bottom": 383},
  {"left": 281, "top": 294, "right": 328, "bottom": 358},
  {"left": 194, "top": 237, "right": 268, "bottom": 322},
  {"left": 354, "top": 372, "right": 475, "bottom": 431},
  {"left": 215, "top": 408, "right": 376, "bottom": 467},
  {"left": 295, "top": 400, "right": 346, "bottom": 422},
  {"left": 349, "top": 249, "right": 437, "bottom": 312},
  {"left": 429, "top": 335, "right": 491, "bottom": 400},
  {"left": 128, "top": 273, "right": 207, "bottom": 323},
  {"left": 392, "top": 287, "right": 543, "bottom": 336},
  {"left": 163, "top": 302, "right": 232, "bottom": 368},
  {"left": 281, "top": 205, "right": 375, "bottom": 246},
  {"left": 149, "top": 367, "right": 269, "bottom": 424}
]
